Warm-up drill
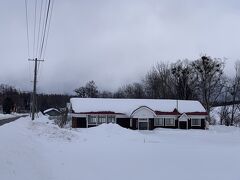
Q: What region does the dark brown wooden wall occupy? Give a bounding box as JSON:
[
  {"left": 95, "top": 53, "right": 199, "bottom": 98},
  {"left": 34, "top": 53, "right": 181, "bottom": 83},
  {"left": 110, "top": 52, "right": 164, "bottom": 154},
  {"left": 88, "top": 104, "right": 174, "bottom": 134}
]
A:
[
  {"left": 72, "top": 117, "right": 86, "bottom": 128},
  {"left": 72, "top": 116, "right": 206, "bottom": 130},
  {"left": 72, "top": 117, "right": 77, "bottom": 128},
  {"left": 132, "top": 118, "right": 137, "bottom": 130},
  {"left": 149, "top": 118, "right": 154, "bottom": 130},
  {"left": 116, "top": 118, "right": 130, "bottom": 129}
]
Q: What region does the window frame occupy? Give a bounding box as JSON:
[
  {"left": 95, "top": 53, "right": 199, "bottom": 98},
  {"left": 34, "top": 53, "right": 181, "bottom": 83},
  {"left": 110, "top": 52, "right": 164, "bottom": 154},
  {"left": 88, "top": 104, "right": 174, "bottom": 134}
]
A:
[
  {"left": 191, "top": 118, "right": 201, "bottom": 126},
  {"left": 154, "top": 118, "right": 164, "bottom": 126},
  {"left": 107, "top": 115, "right": 115, "bottom": 123},
  {"left": 164, "top": 118, "right": 175, "bottom": 126},
  {"left": 88, "top": 115, "right": 98, "bottom": 125},
  {"left": 98, "top": 115, "right": 107, "bottom": 124}
]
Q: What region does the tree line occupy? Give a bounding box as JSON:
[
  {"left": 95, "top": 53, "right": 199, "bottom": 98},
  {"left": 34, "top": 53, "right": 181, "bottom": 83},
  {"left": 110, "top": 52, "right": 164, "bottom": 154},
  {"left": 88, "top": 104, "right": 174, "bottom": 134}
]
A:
[
  {"left": 74, "top": 56, "right": 240, "bottom": 126},
  {"left": 0, "top": 84, "right": 70, "bottom": 114}
]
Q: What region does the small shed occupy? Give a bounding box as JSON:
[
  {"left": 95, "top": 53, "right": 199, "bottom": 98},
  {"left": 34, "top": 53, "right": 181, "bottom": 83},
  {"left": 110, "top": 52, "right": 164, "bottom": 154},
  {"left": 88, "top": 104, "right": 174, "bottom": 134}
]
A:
[{"left": 43, "top": 108, "right": 61, "bottom": 119}]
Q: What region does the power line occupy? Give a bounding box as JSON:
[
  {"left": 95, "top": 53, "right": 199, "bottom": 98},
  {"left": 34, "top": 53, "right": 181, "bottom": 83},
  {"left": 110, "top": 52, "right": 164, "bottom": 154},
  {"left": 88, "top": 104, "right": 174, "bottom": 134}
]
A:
[
  {"left": 38, "top": 0, "right": 50, "bottom": 72},
  {"left": 42, "top": 0, "right": 54, "bottom": 60},
  {"left": 33, "top": 0, "right": 37, "bottom": 57},
  {"left": 36, "top": 0, "right": 44, "bottom": 59},
  {"left": 24, "top": 0, "right": 30, "bottom": 57},
  {"left": 24, "top": 0, "right": 54, "bottom": 120},
  {"left": 38, "top": 0, "right": 48, "bottom": 59},
  {"left": 39, "top": 0, "right": 51, "bottom": 59}
]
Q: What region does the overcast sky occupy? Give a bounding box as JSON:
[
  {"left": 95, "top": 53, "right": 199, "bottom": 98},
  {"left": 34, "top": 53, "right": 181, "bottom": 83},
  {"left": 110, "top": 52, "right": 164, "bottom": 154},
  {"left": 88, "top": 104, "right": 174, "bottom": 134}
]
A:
[{"left": 0, "top": 0, "right": 240, "bottom": 94}]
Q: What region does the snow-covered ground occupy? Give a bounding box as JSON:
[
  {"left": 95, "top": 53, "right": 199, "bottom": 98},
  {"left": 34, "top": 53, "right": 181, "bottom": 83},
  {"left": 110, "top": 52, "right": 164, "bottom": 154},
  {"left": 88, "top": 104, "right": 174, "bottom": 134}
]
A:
[
  {"left": 0, "top": 113, "right": 26, "bottom": 120},
  {"left": 0, "top": 116, "right": 240, "bottom": 180}
]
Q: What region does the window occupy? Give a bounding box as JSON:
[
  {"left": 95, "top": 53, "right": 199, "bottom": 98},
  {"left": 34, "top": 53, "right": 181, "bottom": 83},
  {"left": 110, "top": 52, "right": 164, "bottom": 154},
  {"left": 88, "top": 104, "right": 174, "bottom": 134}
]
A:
[
  {"left": 98, "top": 116, "right": 107, "bottom": 124},
  {"left": 88, "top": 115, "right": 115, "bottom": 125},
  {"left": 154, "top": 118, "right": 164, "bottom": 126},
  {"left": 191, "top": 119, "right": 201, "bottom": 126},
  {"left": 107, "top": 115, "right": 115, "bottom": 123},
  {"left": 165, "top": 118, "right": 175, "bottom": 126},
  {"left": 88, "top": 116, "right": 97, "bottom": 124}
]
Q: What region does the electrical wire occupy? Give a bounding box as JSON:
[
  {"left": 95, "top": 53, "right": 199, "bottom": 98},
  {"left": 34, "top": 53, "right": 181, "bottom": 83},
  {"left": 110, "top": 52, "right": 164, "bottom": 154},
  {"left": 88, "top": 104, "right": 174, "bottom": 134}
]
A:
[
  {"left": 36, "top": 0, "right": 44, "bottom": 59},
  {"left": 33, "top": 0, "right": 38, "bottom": 58},
  {"left": 24, "top": 0, "right": 30, "bottom": 57},
  {"left": 42, "top": 0, "right": 54, "bottom": 60},
  {"left": 39, "top": 0, "right": 51, "bottom": 59}
]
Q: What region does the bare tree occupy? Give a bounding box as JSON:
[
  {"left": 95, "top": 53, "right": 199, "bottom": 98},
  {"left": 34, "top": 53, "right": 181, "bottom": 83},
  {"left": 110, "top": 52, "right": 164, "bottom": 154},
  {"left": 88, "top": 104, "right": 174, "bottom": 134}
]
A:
[
  {"left": 171, "top": 59, "right": 197, "bottom": 100},
  {"left": 144, "top": 62, "right": 175, "bottom": 99},
  {"left": 99, "top": 91, "right": 113, "bottom": 98},
  {"left": 113, "top": 83, "right": 145, "bottom": 99},
  {"left": 192, "top": 56, "right": 225, "bottom": 123},
  {"left": 74, "top": 80, "right": 99, "bottom": 98},
  {"left": 228, "top": 60, "right": 240, "bottom": 125},
  {"left": 74, "top": 87, "right": 87, "bottom": 98},
  {"left": 219, "top": 106, "right": 231, "bottom": 126}
]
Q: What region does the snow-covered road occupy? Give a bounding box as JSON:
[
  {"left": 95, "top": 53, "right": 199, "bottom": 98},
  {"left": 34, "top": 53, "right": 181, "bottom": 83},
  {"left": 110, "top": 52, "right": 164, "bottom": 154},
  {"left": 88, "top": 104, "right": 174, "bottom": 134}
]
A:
[{"left": 0, "top": 116, "right": 240, "bottom": 180}]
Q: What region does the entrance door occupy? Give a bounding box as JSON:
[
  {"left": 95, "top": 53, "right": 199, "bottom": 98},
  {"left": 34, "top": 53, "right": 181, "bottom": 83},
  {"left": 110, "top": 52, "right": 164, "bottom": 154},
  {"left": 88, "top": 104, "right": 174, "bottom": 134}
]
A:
[
  {"left": 179, "top": 121, "right": 187, "bottom": 129},
  {"left": 138, "top": 119, "right": 148, "bottom": 130}
]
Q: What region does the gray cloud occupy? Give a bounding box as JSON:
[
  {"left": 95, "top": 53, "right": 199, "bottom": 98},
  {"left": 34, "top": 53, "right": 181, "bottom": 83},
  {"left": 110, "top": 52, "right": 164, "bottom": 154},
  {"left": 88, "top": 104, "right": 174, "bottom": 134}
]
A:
[{"left": 1, "top": 0, "right": 240, "bottom": 94}]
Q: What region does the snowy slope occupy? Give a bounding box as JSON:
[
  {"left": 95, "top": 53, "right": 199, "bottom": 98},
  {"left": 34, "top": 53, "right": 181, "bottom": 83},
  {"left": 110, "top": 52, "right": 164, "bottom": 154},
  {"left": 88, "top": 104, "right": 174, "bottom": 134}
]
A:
[
  {"left": 71, "top": 98, "right": 206, "bottom": 115},
  {"left": 0, "top": 116, "right": 240, "bottom": 180}
]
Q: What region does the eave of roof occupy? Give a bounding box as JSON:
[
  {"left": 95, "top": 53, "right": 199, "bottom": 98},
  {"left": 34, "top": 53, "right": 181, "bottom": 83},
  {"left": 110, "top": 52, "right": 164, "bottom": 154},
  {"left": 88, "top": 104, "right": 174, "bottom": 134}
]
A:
[
  {"left": 72, "top": 111, "right": 208, "bottom": 116},
  {"left": 74, "top": 111, "right": 125, "bottom": 115},
  {"left": 155, "top": 111, "right": 180, "bottom": 115}
]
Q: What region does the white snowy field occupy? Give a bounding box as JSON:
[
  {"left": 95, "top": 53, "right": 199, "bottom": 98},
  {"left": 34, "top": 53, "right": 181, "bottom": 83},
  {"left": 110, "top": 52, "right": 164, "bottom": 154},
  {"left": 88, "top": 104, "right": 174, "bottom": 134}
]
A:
[{"left": 0, "top": 116, "right": 240, "bottom": 180}]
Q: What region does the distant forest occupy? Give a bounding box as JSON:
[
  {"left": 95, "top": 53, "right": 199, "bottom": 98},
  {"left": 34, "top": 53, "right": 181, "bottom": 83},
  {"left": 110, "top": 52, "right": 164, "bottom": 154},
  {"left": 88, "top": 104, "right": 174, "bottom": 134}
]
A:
[
  {"left": 0, "top": 84, "right": 70, "bottom": 113},
  {"left": 1, "top": 56, "right": 240, "bottom": 125}
]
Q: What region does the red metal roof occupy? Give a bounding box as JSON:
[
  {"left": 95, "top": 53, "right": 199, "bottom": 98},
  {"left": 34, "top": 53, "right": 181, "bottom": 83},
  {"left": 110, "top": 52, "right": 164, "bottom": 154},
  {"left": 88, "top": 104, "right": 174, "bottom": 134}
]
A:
[
  {"left": 155, "top": 111, "right": 180, "bottom": 115},
  {"left": 185, "top": 112, "right": 208, "bottom": 116},
  {"left": 155, "top": 108, "right": 181, "bottom": 115}
]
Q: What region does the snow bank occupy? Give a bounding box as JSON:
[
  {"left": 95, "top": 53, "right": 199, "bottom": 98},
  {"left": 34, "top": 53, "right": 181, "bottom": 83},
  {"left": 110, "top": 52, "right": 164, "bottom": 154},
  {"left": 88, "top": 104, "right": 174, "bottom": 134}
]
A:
[
  {"left": 29, "top": 114, "right": 78, "bottom": 142},
  {"left": 71, "top": 98, "right": 206, "bottom": 115},
  {"left": 85, "top": 123, "right": 135, "bottom": 135},
  {"left": 0, "top": 116, "right": 53, "bottom": 180}
]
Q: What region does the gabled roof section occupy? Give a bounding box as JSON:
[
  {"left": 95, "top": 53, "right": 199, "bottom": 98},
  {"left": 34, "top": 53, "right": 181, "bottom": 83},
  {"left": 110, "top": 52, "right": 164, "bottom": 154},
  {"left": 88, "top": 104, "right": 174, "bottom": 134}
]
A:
[
  {"left": 131, "top": 106, "right": 156, "bottom": 118},
  {"left": 179, "top": 113, "right": 189, "bottom": 121},
  {"left": 70, "top": 98, "right": 207, "bottom": 116}
]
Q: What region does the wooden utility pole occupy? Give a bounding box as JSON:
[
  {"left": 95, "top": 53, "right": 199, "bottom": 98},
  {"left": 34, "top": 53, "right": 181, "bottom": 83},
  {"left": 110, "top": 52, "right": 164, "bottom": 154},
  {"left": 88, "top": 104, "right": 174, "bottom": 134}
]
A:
[{"left": 28, "top": 58, "right": 44, "bottom": 120}]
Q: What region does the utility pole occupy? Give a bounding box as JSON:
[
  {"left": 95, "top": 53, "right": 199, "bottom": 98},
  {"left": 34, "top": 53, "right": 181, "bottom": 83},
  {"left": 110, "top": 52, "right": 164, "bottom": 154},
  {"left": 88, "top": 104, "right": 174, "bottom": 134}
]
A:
[{"left": 28, "top": 58, "right": 44, "bottom": 120}]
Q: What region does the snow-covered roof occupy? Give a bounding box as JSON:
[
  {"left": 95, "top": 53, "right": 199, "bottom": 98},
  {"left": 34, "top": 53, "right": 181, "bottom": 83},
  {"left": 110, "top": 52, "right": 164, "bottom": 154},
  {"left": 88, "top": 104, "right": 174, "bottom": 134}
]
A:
[
  {"left": 43, "top": 108, "right": 60, "bottom": 114},
  {"left": 70, "top": 98, "right": 207, "bottom": 116}
]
